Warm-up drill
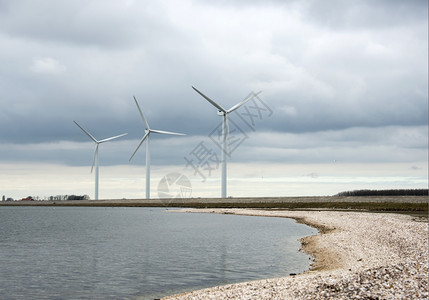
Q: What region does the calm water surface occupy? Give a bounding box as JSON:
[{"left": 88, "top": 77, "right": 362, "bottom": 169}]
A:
[{"left": 0, "top": 207, "right": 316, "bottom": 299}]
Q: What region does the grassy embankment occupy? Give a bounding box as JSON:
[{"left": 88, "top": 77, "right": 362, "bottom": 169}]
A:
[{"left": 1, "top": 196, "right": 427, "bottom": 212}]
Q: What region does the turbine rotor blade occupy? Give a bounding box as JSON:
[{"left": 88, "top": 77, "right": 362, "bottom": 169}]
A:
[
  {"left": 99, "top": 133, "right": 128, "bottom": 143},
  {"left": 133, "top": 96, "right": 150, "bottom": 130},
  {"left": 74, "top": 121, "right": 98, "bottom": 143},
  {"left": 192, "top": 86, "right": 226, "bottom": 113},
  {"left": 129, "top": 132, "right": 150, "bottom": 161},
  {"left": 91, "top": 144, "right": 99, "bottom": 173},
  {"left": 150, "top": 129, "right": 185, "bottom": 136},
  {"left": 227, "top": 91, "right": 262, "bottom": 113}
]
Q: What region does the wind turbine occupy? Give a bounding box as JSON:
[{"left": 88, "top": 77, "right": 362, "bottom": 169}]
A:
[
  {"left": 74, "top": 121, "right": 127, "bottom": 200},
  {"left": 129, "top": 96, "right": 185, "bottom": 199},
  {"left": 192, "top": 86, "right": 261, "bottom": 198}
]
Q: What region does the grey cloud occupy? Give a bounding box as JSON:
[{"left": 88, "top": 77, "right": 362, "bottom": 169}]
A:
[
  {"left": 0, "top": 0, "right": 426, "bottom": 168},
  {"left": 232, "top": 125, "right": 428, "bottom": 164},
  {"left": 0, "top": 1, "right": 167, "bottom": 48},
  {"left": 305, "top": 0, "right": 427, "bottom": 30},
  {"left": 1, "top": 123, "right": 427, "bottom": 167}
]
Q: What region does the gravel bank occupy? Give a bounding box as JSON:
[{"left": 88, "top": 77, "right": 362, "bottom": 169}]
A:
[{"left": 163, "top": 209, "right": 428, "bottom": 299}]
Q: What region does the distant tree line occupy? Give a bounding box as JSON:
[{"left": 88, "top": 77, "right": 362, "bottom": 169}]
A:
[
  {"left": 335, "top": 189, "right": 428, "bottom": 197},
  {"left": 2, "top": 195, "right": 91, "bottom": 201},
  {"left": 45, "top": 195, "right": 91, "bottom": 201}
]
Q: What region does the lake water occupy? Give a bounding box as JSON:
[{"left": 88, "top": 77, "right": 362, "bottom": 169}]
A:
[{"left": 0, "top": 207, "right": 316, "bottom": 299}]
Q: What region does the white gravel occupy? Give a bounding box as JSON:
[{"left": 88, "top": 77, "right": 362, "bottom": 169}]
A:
[{"left": 163, "top": 209, "right": 428, "bottom": 299}]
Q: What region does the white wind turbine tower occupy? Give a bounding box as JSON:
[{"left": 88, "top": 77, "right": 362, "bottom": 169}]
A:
[
  {"left": 129, "top": 96, "right": 185, "bottom": 199},
  {"left": 192, "top": 86, "right": 261, "bottom": 198},
  {"left": 74, "top": 121, "right": 127, "bottom": 200}
]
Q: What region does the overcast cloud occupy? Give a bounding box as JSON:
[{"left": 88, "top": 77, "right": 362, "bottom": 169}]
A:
[{"left": 0, "top": 0, "right": 427, "bottom": 198}]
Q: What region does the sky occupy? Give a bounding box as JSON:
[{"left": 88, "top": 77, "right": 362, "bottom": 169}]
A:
[{"left": 0, "top": 0, "right": 427, "bottom": 200}]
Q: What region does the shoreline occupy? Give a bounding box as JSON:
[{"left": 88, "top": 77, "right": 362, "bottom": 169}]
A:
[{"left": 163, "top": 209, "right": 428, "bottom": 299}]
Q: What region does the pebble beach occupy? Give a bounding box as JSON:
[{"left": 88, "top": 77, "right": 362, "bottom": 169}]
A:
[{"left": 163, "top": 209, "right": 428, "bottom": 299}]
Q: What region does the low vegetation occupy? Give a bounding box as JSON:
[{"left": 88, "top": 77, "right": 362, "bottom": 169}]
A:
[
  {"left": 175, "top": 201, "right": 427, "bottom": 211},
  {"left": 3, "top": 199, "right": 426, "bottom": 212},
  {"left": 335, "top": 189, "right": 428, "bottom": 197},
  {"left": 2, "top": 189, "right": 427, "bottom": 212}
]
